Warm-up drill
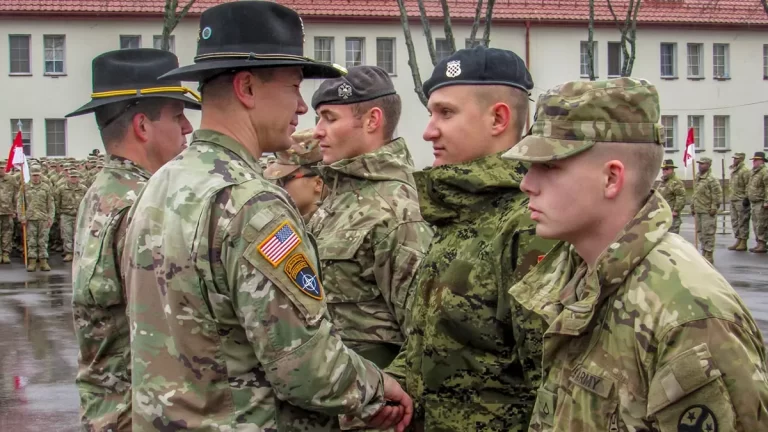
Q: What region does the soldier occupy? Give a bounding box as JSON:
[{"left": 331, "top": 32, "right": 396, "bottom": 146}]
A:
[
  {"left": 386, "top": 46, "right": 555, "bottom": 431},
  {"left": 17, "top": 166, "right": 55, "bottom": 271},
  {"left": 264, "top": 128, "right": 326, "bottom": 223},
  {"left": 691, "top": 156, "right": 722, "bottom": 264},
  {"left": 503, "top": 77, "right": 768, "bottom": 431},
  {"left": 747, "top": 151, "right": 768, "bottom": 253},
  {"left": 67, "top": 48, "right": 200, "bottom": 431},
  {"left": 728, "top": 152, "right": 752, "bottom": 251},
  {"left": 0, "top": 167, "right": 17, "bottom": 263},
  {"left": 54, "top": 169, "right": 87, "bottom": 262},
  {"left": 658, "top": 159, "right": 686, "bottom": 234},
  {"left": 308, "top": 66, "right": 433, "bottom": 369},
  {"left": 121, "top": 3, "right": 411, "bottom": 431}
]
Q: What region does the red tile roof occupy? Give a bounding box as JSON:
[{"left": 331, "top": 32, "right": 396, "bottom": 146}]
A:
[{"left": 0, "top": 0, "right": 766, "bottom": 26}]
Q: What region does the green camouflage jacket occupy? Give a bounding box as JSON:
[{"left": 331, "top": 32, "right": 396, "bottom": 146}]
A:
[
  {"left": 730, "top": 161, "right": 751, "bottom": 201},
  {"left": 17, "top": 180, "right": 54, "bottom": 221},
  {"left": 748, "top": 165, "right": 768, "bottom": 202},
  {"left": 510, "top": 191, "right": 768, "bottom": 431},
  {"left": 72, "top": 155, "right": 151, "bottom": 432},
  {"left": 122, "top": 130, "right": 385, "bottom": 431},
  {"left": 658, "top": 173, "right": 686, "bottom": 213},
  {"left": 0, "top": 174, "right": 18, "bottom": 215},
  {"left": 307, "top": 138, "right": 433, "bottom": 367},
  {"left": 55, "top": 181, "right": 87, "bottom": 216},
  {"left": 387, "top": 153, "right": 555, "bottom": 431},
  {"left": 692, "top": 169, "right": 722, "bottom": 213}
]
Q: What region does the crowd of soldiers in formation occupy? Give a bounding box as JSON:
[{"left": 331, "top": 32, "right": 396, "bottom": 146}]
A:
[{"left": 0, "top": 155, "right": 102, "bottom": 270}]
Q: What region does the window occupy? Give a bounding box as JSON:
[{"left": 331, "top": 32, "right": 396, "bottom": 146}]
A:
[
  {"left": 713, "top": 43, "right": 729, "bottom": 78},
  {"left": 376, "top": 38, "right": 395, "bottom": 74},
  {"left": 45, "top": 119, "right": 66, "bottom": 156},
  {"left": 43, "top": 35, "right": 65, "bottom": 75},
  {"left": 713, "top": 116, "right": 729, "bottom": 150},
  {"left": 435, "top": 38, "right": 453, "bottom": 61},
  {"left": 345, "top": 37, "right": 364, "bottom": 68},
  {"left": 153, "top": 35, "right": 175, "bottom": 53},
  {"left": 10, "top": 119, "right": 32, "bottom": 156},
  {"left": 661, "top": 116, "right": 678, "bottom": 149},
  {"left": 314, "top": 37, "right": 334, "bottom": 63},
  {"left": 607, "top": 42, "right": 623, "bottom": 77},
  {"left": 688, "top": 116, "right": 704, "bottom": 150},
  {"left": 9, "top": 35, "right": 31, "bottom": 74},
  {"left": 580, "top": 41, "right": 598, "bottom": 77},
  {"left": 120, "top": 35, "right": 141, "bottom": 49},
  {"left": 764, "top": 45, "right": 768, "bottom": 79},
  {"left": 660, "top": 43, "right": 677, "bottom": 78},
  {"left": 465, "top": 38, "right": 482, "bottom": 49},
  {"left": 764, "top": 116, "right": 768, "bottom": 149},
  {"left": 687, "top": 43, "right": 704, "bottom": 78}
]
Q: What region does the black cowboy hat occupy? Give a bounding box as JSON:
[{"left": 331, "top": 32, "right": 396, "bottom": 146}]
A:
[
  {"left": 66, "top": 49, "right": 201, "bottom": 118},
  {"left": 751, "top": 151, "right": 767, "bottom": 161},
  {"left": 159, "top": 1, "right": 345, "bottom": 82},
  {"left": 661, "top": 159, "right": 677, "bottom": 169}
]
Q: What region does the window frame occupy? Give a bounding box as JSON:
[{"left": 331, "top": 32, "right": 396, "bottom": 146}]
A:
[
  {"left": 661, "top": 116, "right": 678, "bottom": 150},
  {"left": 153, "top": 35, "right": 176, "bottom": 53},
  {"left": 314, "top": 36, "right": 335, "bottom": 63},
  {"left": 660, "top": 42, "right": 677, "bottom": 78},
  {"left": 376, "top": 37, "right": 396, "bottom": 75},
  {"left": 119, "top": 35, "right": 142, "bottom": 50},
  {"left": 607, "top": 41, "right": 623, "bottom": 78},
  {"left": 10, "top": 119, "right": 32, "bottom": 156},
  {"left": 45, "top": 118, "right": 67, "bottom": 157},
  {"left": 687, "top": 43, "right": 704, "bottom": 79},
  {"left": 579, "top": 41, "right": 598, "bottom": 78},
  {"left": 763, "top": 45, "right": 768, "bottom": 80},
  {"left": 345, "top": 37, "right": 365, "bottom": 68},
  {"left": 764, "top": 116, "right": 768, "bottom": 150},
  {"left": 688, "top": 115, "right": 704, "bottom": 152},
  {"left": 435, "top": 38, "right": 453, "bottom": 62},
  {"left": 713, "top": 115, "right": 730, "bottom": 150},
  {"left": 712, "top": 43, "right": 730, "bottom": 79},
  {"left": 9, "top": 34, "right": 31, "bottom": 75},
  {"left": 43, "top": 34, "right": 66, "bottom": 76}
]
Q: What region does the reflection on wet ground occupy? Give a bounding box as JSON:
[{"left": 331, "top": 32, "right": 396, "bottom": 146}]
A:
[{"left": 0, "top": 216, "right": 767, "bottom": 430}]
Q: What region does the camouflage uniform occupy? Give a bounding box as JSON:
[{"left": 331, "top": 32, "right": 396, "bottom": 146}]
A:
[
  {"left": 386, "top": 153, "right": 555, "bottom": 431},
  {"left": 748, "top": 162, "right": 768, "bottom": 249},
  {"left": 72, "top": 156, "right": 151, "bottom": 431},
  {"left": 0, "top": 171, "right": 17, "bottom": 262},
  {"left": 692, "top": 159, "right": 722, "bottom": 261},
  {"left": 308, "top": 138, "right": 433, "bottom": 368},
  {"left": 123, "top": 130, "right": 387, "bottom": 430},
  {"left": 17, "top": 170, "right": 55, "bottom": 270},
  {"left": 658, "top": 166, "right": 686, "bottom": 234},
  {"left": 55, "top": 171, "right": 87, "bottom": 260},
  {"left": 729, "top": 155, "right": 752, "bottom": 250},
  {"left": 501, "top": 77, "right": 768, "bottom": 432}
]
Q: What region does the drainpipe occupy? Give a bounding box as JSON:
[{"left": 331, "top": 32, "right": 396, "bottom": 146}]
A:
[{"left": 525, "top": 20, "right": 531, "bottom": 131}]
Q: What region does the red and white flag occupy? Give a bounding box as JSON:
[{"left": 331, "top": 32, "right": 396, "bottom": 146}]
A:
[
  {"left": 6, "top": 129, "right": 30, "bottom": 183},
  {"left": 683, "top": 127, "right": 696, "bottom": 168}
]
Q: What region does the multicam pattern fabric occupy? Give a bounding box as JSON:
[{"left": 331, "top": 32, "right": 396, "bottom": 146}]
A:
[
  {"left": 0, "top": 174, "right": 17, "bottom": 256},
  {"left": 658, "top": 172, "right": 686, "bottom": 234},
  {"left": 307, "top": 138, "right": 433, "bottom": 367},
  {"left": 72, "top": 155, "right": 152, "bottom": 432},
  {"left": 509, "top": 191, "right": 768, "bottom": 431},
  {"left": 502, "top": 78, "right": 663, "bottom": 163},
  {"left": 16, "top": 179, "right": 54, "bottom": 222},
  {"left": 386, "top": 152, "right": 555, "bottom": 431},
  {"left": 264, "top": 128, "right": 324, "bottom": 180},
  {"left": 692, "top": 168, "right": 722, "bottom": 252},
  {"left": 122, "top": 130, "right": 385, "bottom": 431},
  {"left": 730, "top": 160, "right": 753, "bottom": 240},
  {"left": 748, "top": 165, "right": 768, "bottom": 242}
]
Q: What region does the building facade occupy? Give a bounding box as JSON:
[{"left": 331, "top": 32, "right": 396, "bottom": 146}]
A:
[{"left": 0, "top": 0, "right": 766, "bottom": 177}]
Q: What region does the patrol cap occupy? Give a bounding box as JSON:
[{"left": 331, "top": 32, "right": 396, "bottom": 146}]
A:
[
  {"left": 264, "top": 128, "right": 323, "bottom": 180},
  {"left": 661, "top": 159, "right": 677, "bottom": 169},
  {"left": 697, "top": 157, "right": 712, "bottom": 164},
  {"left": 68, "top": 170, "right": 82, "bottom": 178},
  {"left": 30, "top": 165, "right": 42, "bottom": 174},
  {"left": 751, "top": 151, "right": 767, "bottom": 161},
  {"left": 422, "top": 45, "right": 533, "bottom": 98},
  {"left": 502, "top": 78, "right": 663, "bottom": 163},
  {"left": 311, "top": 66, "right": 396, "bottom": 110},
  {"left": 733, "top": 152, "right": 746, "bottom": 159}
]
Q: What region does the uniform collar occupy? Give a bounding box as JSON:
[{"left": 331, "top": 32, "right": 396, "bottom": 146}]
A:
[
  {"left": 105, "top": 154, "right": 152, "bottom": 179},
  {"left": 190, "top": 129, "right": 264, "bottom": 175}
]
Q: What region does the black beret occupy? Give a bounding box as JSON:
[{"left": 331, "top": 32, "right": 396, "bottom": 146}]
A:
[
  {"left": 422, "top": 46, "right": 533, "bottom": 98},
  {"left": 312, "top": 65, "right": 397, "bottom": 110}
]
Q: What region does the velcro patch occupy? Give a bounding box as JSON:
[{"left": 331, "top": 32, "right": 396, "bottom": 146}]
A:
[
  {"left": 258, "top": 221, "right": 301, "bottom": 267},
  {"left": 283, "top": 253, "right": 323, "bottom": 300}
]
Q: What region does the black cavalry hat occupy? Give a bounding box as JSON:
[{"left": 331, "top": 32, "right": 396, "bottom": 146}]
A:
[
  {"left": 66, "top": 49, "right": 201, "bottom": 118},
  {"left": 160, "top": 1, "right": 345, "bottom": 82}
]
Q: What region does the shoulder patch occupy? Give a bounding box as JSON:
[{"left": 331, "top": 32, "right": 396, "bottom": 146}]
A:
[
  {"left": 678, "top": 405, "right": 718, "bottom": 432},
  {"left": 283, "top": 253, "right": 323, "bottom": 300},
  {"left": 258, "top": 221, "right": 301, "bottom": 267}
]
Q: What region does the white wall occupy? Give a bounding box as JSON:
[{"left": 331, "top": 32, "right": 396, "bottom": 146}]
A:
[{"left": 1, "top": 16, "right": 765, "bottom": 176}]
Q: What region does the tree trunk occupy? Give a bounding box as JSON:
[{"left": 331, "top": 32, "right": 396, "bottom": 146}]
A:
[
  {"left": 416, "top": 0, "right": 438, "bottom": 66},
  {"left": 468, "top": 0, "right": 484, "bottom": 47},
  {"left": 481, "top": 0, "right": 496, "bottom": 46},
  {"left": 587, "top": 0, "right": 595, "bottom": 80},
  {"left": 762, "top": 0, "right": 768, "bottom": 15},
  {"left": 161, "top": 0, "right": 197, "bottom": 51},
  {"left": 396, "top": 0, "right": 428, "bottom": 107},
  {"left": 439, "top": 0, "right": 457, "bottom": 53},
  {"left": 607, "top": 0, "right": 641, "bottom": 77}
]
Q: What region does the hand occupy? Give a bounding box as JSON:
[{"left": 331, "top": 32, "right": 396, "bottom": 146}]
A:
[
  {"left": 764, "top": 202, "right": 768, "bottom": 209},
  {"left": 47, "top": 219, "right": 53, "bottom": 228},
  {"left": 709, "top": 209, "right": 717, "bottom": 217},
  {"left": 672, "top": 211, "right": 678, "bottom": 217},
  {"left": 365, "top": 373, "right": 413, "bottom": 432}
]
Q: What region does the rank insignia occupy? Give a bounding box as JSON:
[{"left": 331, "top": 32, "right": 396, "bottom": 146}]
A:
[{"left": 284, "top": 253, "right": 323, "bottom": 300}]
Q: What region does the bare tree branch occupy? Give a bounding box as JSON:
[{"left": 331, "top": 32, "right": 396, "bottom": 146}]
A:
[
  {"left": 439, "top": 0, "right": 457, "bottom": 53},
  {"left": 762, "top": 0, "right": 768, "bottom": 15},
  {"left": 161, "top": 0, "right": 197, "bottom": 51},
  {"left": 481, "top": 0, "right": 496, "bottom": 46},
  {"left": 587, "top": 0, "right": 596, "bottom": 80},
  {"left": 395, "top": 0, "right": 428, "bottom": 107},
  {"left": 606, "top": 0, "right": 642, "bottom": 76},
  {"left": 416, "top": 0, "right": 438, "bottom": 66},
  {"left": 468, "top": 0, "right": 484, "bottom": 47}
]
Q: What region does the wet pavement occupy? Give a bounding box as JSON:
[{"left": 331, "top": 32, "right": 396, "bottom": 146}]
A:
[{"left": 0, "top": 215, "right": 767, "bottom": 431}]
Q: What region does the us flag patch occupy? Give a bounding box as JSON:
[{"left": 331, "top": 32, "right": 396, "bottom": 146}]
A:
[{"left": 258, "top": 221, "right": 302, "bottom": 267}]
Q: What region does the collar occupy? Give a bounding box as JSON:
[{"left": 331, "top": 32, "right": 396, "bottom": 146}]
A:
[
  {"left": 190, "top": 129, "right": 264, "bottom": 175},
  {"left": 105, "top": 154, "right": 152, "bottom": 180}
]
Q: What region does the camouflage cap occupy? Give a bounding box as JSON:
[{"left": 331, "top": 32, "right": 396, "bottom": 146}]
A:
[
  {"left": 30, "top": 165, "right": 42, "bottom": 174},
  {"left": 502, "top": 78, "right": 663, "bottom": 163},
  {"left": 697, "top": 156, "right": 712, "bottom": 164},
  {"left": 68, "top": 170, "right": 82, "bottom": 178},
  {"left": 263, "top": 128, "right": 323, "bottom": 180},
  {"left": 733, "top": 152, "right": 746, "bottom": 159}
]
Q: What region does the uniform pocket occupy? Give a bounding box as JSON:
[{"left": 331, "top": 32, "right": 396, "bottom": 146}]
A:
[{"left": 315, "top": 229, "right": 372, "bottom": 302}]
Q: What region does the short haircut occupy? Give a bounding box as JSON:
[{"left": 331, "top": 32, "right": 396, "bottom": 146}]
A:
[
  {"left": 593, "top": 142, "right": 664, "bottom": 200},
  {"left": 95, "top": 98, "right": 168, "bottom": 147},
  {"left": 201, "top": 68, "right": 276, "bottom": 102},
  {"left": 350, "top": 93, "right": 402, "bottom": 140},
  {"left": 474, "top": 86, "right": 529, "bottom": 140}
]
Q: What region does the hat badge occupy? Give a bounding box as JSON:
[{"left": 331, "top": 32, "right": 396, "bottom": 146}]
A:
[
  {"left": 338, "top": 83, "right": 353, "bottom": 99},
  {"left": 446, "top": 60, "right": 462, "bottom": 78}
]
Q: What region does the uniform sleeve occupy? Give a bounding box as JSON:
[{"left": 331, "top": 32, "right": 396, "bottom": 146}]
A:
[
  {"left": 712, "top": 179, "right": 722, "bottom": 211},
  {"left": 48, "top": 187, "right": 55, "bottom": 219},
  {"left": 16, "top": 189, "right": 22, "bottom": 218},
  {"left": 762, "top": 171, "right": 768, "bottom": 201},
  {"left": 373, "top": 221, "right": 433, "bottom": 333},
  {"left": 223, "top": 194, "right": 385, "bottom": 419},
  {"left": 673, "top": 182, "right": 687, "bottom": 213},
  {"left": 54, "top": 189, "right": 61, "bottom": 215},
  {"left": 648, "top": 318, "right": 768, "bottom": 431}
]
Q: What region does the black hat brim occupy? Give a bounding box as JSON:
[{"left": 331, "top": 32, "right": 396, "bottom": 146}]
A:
[
  {"left": 66, "top": 92, "right": 201, "bottom": 118},
  {"left": 158, "top": 58, "right": 343, "bottom": 82}
]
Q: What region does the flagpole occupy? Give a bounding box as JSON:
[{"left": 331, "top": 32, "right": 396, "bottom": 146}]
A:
[
  {"left": 692, "top": 158, "right": 698, "bottom": 251},
  {"left": 684, "top": 127, "right": 699, "bottom": 250},
  {"left": 16, "top": 120, "right": 28, "bottom": 267}
]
